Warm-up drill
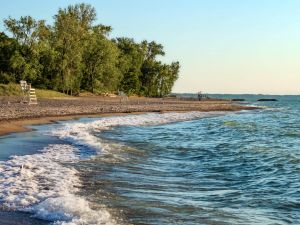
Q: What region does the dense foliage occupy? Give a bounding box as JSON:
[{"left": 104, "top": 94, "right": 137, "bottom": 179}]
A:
[{"left": 0, "top": 3, "right": 179, "bottom": 97}]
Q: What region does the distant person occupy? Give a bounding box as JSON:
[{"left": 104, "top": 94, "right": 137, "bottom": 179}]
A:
[{"left": 198, "top": 91, "right": 202, "bottom": 101}]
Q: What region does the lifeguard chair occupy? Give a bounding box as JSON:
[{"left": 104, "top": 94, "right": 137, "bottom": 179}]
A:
[
  {"left": 118, "top": 90, "right": 128, "bottom": 103},
  {"left": 20, "top": 80, "right": 37, "bottom": 105}
]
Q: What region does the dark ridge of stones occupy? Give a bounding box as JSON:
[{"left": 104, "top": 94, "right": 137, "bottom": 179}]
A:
[
  {"left": 231, "top": 99, "right": 245, "bottom": 101},
  {"left": 257, "top": 99, "right": 277, "bottom": 102}
]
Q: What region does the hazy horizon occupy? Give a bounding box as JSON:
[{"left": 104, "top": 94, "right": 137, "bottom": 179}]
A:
[
  {"left": 1, "top": 0, "right": 299, "bottom": 95},
  {"left": 174, "top": 92, "right": 300, "bottom": 96}
]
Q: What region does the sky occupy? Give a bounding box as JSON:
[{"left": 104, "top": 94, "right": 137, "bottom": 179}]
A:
[{"left": 1, "top": 0, "right": 300, "bottom": 94}]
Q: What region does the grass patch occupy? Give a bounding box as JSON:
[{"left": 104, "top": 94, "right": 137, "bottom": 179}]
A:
[
  {"left": 35, "top": 89, "right": 69, "bottom": 98},
  {"left": 0, "top": 83, "right": 70, "bottom": 98},
  {"left": 0, "top": 83, "right": 22, "bottom": 96}
]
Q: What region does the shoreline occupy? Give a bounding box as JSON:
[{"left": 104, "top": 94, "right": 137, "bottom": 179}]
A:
[
  {"left": 0, "top": 96, "right": 260, "bottom": 136},
  {"left": 0, "top": 112, "right": 149, "bottom": 136}
]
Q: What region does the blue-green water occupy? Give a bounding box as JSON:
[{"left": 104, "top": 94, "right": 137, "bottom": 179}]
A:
[{"left": 0, "top": 95, "right": 300, "bottom": 224}]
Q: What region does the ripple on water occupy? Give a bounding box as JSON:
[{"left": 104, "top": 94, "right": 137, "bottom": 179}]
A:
[{"left": 1, "top": 103, "right": 300, "bottom": 224}]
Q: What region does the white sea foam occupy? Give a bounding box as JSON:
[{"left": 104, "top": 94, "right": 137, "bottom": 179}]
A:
[
  {"left": 52, "top": 111, "right": 225, "bottom": 153},
  {"left": 0, "top": 112, "right": 225, "bottom": 224},
  {"left": 0, "top": 144, "right": 116, "bottom": 225}
]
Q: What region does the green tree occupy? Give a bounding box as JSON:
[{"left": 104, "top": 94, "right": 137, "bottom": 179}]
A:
[
  {"left": 143, "top": 40, "right": 165, "bottom": 61},
  {"left": 139, "top": 41, "right": 179, "bottom": 97},
  {"left": 140, "top": 41, "right": 165, "bottom": 96},
  {"left": 115, "top": 38, "right": 146, "bottom": 95},
  {"left": 1, "top": 3, "right": 180, "bottom": 97},
  {"left": 82, "top": 25, "right": 120, "bottom": 93},
  {"left": 4, "top": 16, "right": 46, "bottom": 83},
  {"left": 0, "top": 32, "right": 19, "bottom": 83},
  {"left": 157, "top": 62, "right": 180, "bottom": 97},
  {"left": 52, "top": 3, "right": 96, "bottom": 95}
]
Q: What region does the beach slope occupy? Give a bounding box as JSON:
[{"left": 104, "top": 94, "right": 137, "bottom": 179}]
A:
[{"left": 0, "top": 96, "right": 258, "bottom": 136}]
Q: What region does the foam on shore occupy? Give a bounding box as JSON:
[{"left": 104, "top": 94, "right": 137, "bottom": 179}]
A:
[
  {"left": 0, "top": 112, "right": 226, "bottom": 224},
  {"left": 51, "top": 111, "right": 226, "bottom": 152},
  {"left": 0, "top": 144, "right": 116, "bottom": 225}
]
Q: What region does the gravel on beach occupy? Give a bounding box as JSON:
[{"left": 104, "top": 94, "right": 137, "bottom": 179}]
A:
[{"left": 0, "top": 96, "right": 256, "bottom": 122}]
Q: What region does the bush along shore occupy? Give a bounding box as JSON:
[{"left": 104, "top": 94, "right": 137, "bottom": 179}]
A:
[{"left": 0, "top": 3, "right": 179, "bottom": 98}]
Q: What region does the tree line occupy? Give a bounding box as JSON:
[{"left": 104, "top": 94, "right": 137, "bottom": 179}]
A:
[{"left": 0, "top": 3, "right": 180, "bottom": 97}]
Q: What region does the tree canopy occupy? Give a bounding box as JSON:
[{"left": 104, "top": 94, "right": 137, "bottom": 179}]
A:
[{"left": 0, "top": 3, "right": 180, "bottom": 97}]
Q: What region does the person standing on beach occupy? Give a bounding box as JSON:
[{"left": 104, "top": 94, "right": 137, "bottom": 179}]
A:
[{"left": 198, "top": 91, "right": 202, "bottom": 101}]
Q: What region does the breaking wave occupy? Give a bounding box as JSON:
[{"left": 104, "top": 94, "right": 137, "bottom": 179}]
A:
[
  {"left": 0, "top": 112, "right": 228, "bottom": 224},
  {"left": 0, "top": 144, "right": 116, "bottom": 225},
  {"left": 51, "top": 112, "right": 226, "bottom": 152}
]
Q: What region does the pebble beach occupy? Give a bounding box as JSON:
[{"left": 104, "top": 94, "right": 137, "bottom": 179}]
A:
[{"left": 0, "top": 96, "right": 257, "bottom": 136}]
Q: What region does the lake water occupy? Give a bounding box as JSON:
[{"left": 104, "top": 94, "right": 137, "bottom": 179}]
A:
[{"left": 0, "top": 95, "right": 299, "bottom": 224}]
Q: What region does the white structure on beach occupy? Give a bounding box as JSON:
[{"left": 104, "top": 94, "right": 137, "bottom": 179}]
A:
[{"left": 20, "top": 80, "right": 38, "bottom": 105}]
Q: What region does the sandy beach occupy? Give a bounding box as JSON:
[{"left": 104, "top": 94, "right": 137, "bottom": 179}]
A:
[{"left": 0, "top": 96, "right": 257, "bottom": 136}]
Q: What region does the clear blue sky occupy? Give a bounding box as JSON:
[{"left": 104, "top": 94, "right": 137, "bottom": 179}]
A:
[{"left": 1, "top": 0, "right": 300, "bottom": 94}]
